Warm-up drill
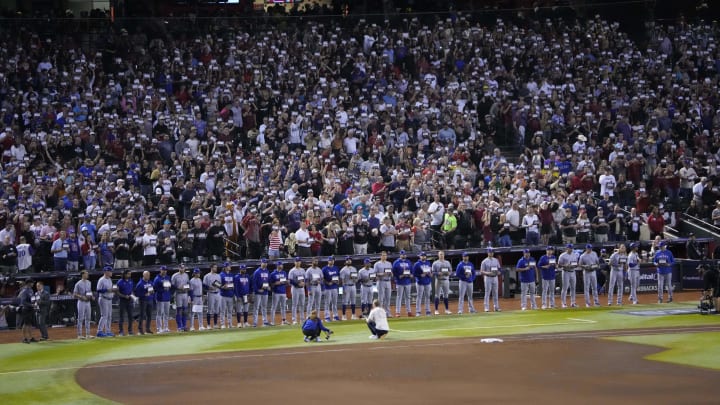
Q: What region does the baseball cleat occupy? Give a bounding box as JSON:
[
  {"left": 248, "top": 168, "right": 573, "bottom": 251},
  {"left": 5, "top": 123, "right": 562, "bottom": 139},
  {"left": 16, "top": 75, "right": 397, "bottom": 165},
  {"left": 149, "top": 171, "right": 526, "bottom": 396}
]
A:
[
  {"left": 434, "top": 310, "right": 440, "bottom": 315},
  {"left": 369, "top": 335, "right": 378, "bottom": 340}
]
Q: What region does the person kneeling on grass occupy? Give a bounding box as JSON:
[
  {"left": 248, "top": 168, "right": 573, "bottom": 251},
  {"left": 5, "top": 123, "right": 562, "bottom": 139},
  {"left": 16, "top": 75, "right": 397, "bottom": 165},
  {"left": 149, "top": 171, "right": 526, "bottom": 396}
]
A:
[
  {"left": 366, "top": 299, "right": 389, "bottom": 340},
  {"left": 302, "top": 310, "right": 333, "bottom": 342}
]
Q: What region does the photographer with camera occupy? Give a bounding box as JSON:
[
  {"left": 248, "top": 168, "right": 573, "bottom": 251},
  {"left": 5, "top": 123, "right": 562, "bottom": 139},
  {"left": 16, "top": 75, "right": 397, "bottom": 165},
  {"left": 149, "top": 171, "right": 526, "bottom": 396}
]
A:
[
  {"left": 301, "top": 309, "right": 333, "bottom": 342},
  {"left": 700, "top": 263, "right": 719, "bottom": 313}
]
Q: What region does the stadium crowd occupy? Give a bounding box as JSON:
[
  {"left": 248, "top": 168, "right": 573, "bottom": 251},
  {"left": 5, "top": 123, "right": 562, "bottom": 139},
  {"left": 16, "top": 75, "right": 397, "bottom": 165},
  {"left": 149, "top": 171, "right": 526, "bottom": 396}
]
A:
[{"left": 0, "top": 7, "right": 717, "bottom": 277}]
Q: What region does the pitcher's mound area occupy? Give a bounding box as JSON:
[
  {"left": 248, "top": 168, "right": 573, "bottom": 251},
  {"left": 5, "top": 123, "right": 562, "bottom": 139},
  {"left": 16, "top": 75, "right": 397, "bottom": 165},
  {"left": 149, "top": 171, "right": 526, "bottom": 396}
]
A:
[{"left": 76, "top": 338, "right": 716, "bottom": 404}]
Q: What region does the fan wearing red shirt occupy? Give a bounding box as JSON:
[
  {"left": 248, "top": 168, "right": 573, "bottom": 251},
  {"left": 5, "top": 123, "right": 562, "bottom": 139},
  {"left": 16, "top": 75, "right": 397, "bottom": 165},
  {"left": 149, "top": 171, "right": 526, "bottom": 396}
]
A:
[{"left": 646, "top": 206, "right": 665, "bottom": 239}]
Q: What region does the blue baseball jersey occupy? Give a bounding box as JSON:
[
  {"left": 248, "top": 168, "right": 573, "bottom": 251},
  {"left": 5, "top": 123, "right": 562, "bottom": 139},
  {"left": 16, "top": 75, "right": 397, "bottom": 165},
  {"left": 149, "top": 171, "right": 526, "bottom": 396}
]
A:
[
  {"left": 538, "top": 254, "right": 557, "bottom": 280},
  {"left": 301, "top": 317, "right": 330, "bottom": 333},
  {"left": 270, "top": 270, "right": 288, "bottom": 294},
  {"left": 456, "top": 260, "right": 476, "bottom": 282},
  {"left": 413, "top": 260, "right": 433, "bottom": 285},
  {"left": 252, "top": 268, "right": 270, "bottom": 295},
  {"left": 233, "top": 272, "right": 251, "bottom": 297},
  {"left": 322, "top": 265, "right": 340, "bottom": 290},
  {"left": 393, "top": 258, "right": 414, "bottom": 285},
  {"left": 516, "top": 257, "right": 537, "bottom": 283},
  {"left": 653, "top": 249, "right": 674, "bottom": 275},
  {"left": 219, "top": 271, "right": 235, "bottom": 298},
  {"left": 153, "top": 274, "right": 172, "bottom": 302}
]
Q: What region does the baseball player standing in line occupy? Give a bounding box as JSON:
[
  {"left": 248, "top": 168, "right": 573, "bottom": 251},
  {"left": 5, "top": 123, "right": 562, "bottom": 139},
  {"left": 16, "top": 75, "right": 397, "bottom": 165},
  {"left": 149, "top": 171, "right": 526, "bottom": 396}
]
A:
[
  {"left": 374, "top": 251, "right": 394, "bottom": 316},
  {"left": 339, "top": 256, "right": 358, "bottom": 320},
  {"left": 188, "top": 268, "right": 205, "bottom": 331},
  {"left": 134, "top": 270, "right": 154, "bottom": 334},
  {"left": 392, "top": 250, "right": 414, "bottom": 317},
  {"left": 516, "top": 249, "right": 538, "bottom": 311},
  {"left": 432, "top": 250, "right": 452, "bottom": 314},
  {"left": 627, "top": 243, "right": 641, "bottom": 304},
  {"left": 537, "top": 246, "right": 558, "bottom": 309},
  {"left": 203, "top": 263, "right": 222, "bottom": 329},
  {"left": 653, "top": 241, "right": 675, "bottom": 303},
  {"left": 558, "top": 244, "right": 580, "bottom": 308},
  {"left": 73, "top": 270, "right": 95, "bottom": 339},
  {"left": 288, "top": 258, "right": 307, "bottom": 324},
  {"left": 269, "top": 261, "right": 289, "bottom": 325},
  {"left": 234, "top": 264, "right": 252, "bottom": 327},
  {"left": 456, "top": 252, "right": 477, "bottom": 314},
  {"left": 219, "top": 262, "right": 236, "bottom": 328},
  {"left": 322, "top": 256, "right": 340, "bottom": 322},
  {"left": 153, "top": 266, "right": 172, "bottom": 333},
  {"left": 116, "top": 270, "right": 135, "bottom": 335},
  {"left": 305, "top": 257, "right": 324, "bottom": 316},
  {"left": 413, "top": 252, "right": 433, "bottom": 316},
  {"left": 479, "top": 247, "right": 502, "bottom": 312},
  {"left": 358, "top": 258, "right": 375, "bottom": 317},
  {"left": 171, "top": 265, "right": 191, "bottom": 332},
  {"left": 95, "top": 265, "right": 115, "bottom": 337},
  {"left": 579, "top": 244, "right": 601, "bottom": 307},
  {"left": 608, "top": 244, "right": 628, "bottom": 306},
  {"left": 252, "top": 258, "right": 271, "bottom": 327}
]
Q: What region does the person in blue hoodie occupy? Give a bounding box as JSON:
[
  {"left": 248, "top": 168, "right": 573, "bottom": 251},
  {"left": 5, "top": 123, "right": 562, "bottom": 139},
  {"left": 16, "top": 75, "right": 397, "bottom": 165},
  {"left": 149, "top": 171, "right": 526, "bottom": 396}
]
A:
[
  {"left": 252, "top": 258, "right": 271, "bottom": 327},
  {"left": 456, "top": 252, "right": 477, "bottom": 314},
  {"left": 234, "top": 264, "right": 251, "bottom": 328},
  {"left": 301, "top": 310, "right": 332, "bottom": 342},
  {"left": 653, "top": 241, "right": 675, "bottom": 303},
  {"left": 153, "top": 266, "right": 172, "bottom": 333}
]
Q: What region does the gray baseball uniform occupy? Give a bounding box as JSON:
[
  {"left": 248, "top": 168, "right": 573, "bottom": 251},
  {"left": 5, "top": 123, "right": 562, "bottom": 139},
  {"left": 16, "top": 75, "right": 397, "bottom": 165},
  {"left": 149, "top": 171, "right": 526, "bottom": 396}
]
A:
[
  {"left": 579, "top": 251, "right": 600, "bottom": 307},
  {"left": 480, "top": 257, "right": 501, "bottom": 312},
  {"left": 627, "top": 251, "right": 640, "bottom": 304},
  {"left": 189, "top": 275, "right": 204, "bottom": 329},
  {"left": 373, "top": 260, "right": 393, "bottom": 315},
  {"left": 558, "top": 251, "right": 580, "bottom": 307},
  {"left": 96, "top": 276, "right": 114, "bottom": 335},
  {"left": 203, "top": 272, "right": 222, "bottom": 325},
  {"left": 288, "top": 266, "right": 306, "bottom": 324},
  {"left": 432, "top": 259, "right": 452, "bottom": 313},
  {"left": 340, "top": 265, "right": 358, "bottom": 319},
  {"left": 358, "top": 265, "right": 375, "bottom": 314},
  {"left": 73, "top": 279, "right": 93, "bottom": 337},
  {"left": 608, "top": 252, "right": 627, "bottom": 305},
  {"left": 220, "top": 273, "right": 236, "bottom": 327},
  {"left": 171, "top": 271, "right": 190, "bottom": 309},
  {"left": 305, "top": 265, "right": 323, "bottom": 315}
]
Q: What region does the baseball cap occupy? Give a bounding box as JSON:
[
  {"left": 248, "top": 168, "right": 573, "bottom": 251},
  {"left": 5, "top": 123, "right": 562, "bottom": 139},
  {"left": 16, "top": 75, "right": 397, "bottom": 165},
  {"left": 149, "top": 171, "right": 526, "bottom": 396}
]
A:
[
  {"left": 546, "top": 246, "right": 554, "bottom": 250},
  {"left": 276, "top": 261, "right": 283, "bottom": 267},
  {"left": 160, "top": 265, "right": 167, "bottom": 271},
  {"left": 261, "top": 258, "right": 268, "bottom": 263},
  {"left": 345, "top": 256, "right": 352, "bottom": 261},
  {"left": 629, "top": 242, "right": 638, "bottom": 249},
  {"left": 658, "top": 241, "right": 666, "bottom": 247},
  {"left": 400, "top": 249, "right": 406, "bottom": 255},
  {"left": 223, "top": 262, "right": 231, "bottom": 267},
  {"left": 487, "top": 247, "right": 494, "bottom": 253},
  {"left": 328, "top": 256, "right": 334, "bottom": 261},
  {"left": 566, "top": 244, "right": 573, "bottom": 249},
  {"left": 420, "top": 251, "right": 427, "bottom": 256},
  {"left": 585, "top": 244, "right": 593, "bottom": 249},
  {"left": 295, "top": 257, "right": 302, "bottom": 262},
  {"left": 363, "top": 258, "right": 371, "bottom": 264},
  {"left": 239, "top": 264, "right": 247, "bottom": 269},
  {"left": 523, "top": 249, "right": 530, "bottom": 253},
  {"left": 103, "top": 265, "right": 113, "bottom": 272},
  {"left": 462, "top": 252, "right": 469, "bottom": 256},
  {"left": 193, "top": 268, "right": 200, "bottom": 274}
]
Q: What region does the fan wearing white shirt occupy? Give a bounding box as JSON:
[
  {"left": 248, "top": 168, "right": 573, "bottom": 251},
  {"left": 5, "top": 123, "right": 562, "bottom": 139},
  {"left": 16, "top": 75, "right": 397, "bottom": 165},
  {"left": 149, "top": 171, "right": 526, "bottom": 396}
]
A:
[
  {"left": 521, "top": 206, "right": 540, "bottom": 246},
  {"left": 139, "top": 224, "right": 158, "bottom": 266},
  {"left": 598, "top": 167, "right": 617, "bottom": 198}
]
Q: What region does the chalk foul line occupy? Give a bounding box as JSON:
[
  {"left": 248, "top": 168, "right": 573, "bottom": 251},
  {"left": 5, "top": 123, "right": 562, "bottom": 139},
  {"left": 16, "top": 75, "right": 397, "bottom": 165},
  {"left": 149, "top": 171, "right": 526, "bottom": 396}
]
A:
[{"left": 390, "top": 318, "right": 597, "bottom": 333}]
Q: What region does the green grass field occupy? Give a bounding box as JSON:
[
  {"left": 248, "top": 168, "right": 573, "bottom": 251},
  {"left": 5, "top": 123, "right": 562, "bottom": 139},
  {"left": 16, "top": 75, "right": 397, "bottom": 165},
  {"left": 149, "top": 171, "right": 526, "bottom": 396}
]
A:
[{"left": 0, "top": 302, "right": 718, "bottom": 404}]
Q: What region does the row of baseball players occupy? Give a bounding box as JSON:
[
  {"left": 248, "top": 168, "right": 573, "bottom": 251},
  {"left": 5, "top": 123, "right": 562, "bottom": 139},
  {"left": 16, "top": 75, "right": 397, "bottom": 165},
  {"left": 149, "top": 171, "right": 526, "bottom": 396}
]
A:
[{"left": 71, "top": 243, "right": 675, "bottom": 338}]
